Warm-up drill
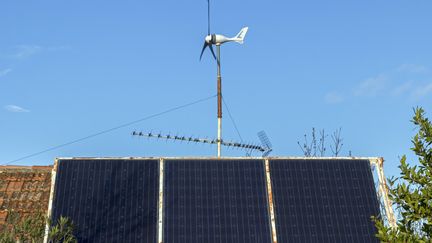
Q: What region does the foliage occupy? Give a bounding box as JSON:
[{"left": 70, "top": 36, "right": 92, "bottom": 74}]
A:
[
  {"left": 373, "top": 107, "right": 432, "bottom": 242},
  {"left": 0, "top": 211, "right": 77, "bottom": 243},
  {"left": 48, "top": 217, "right": 77, "bottom": 243},
  {"left": 0, "top": 211, "right": 44, "bottom": 243}
]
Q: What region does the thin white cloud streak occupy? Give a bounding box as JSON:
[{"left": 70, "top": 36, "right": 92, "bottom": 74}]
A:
[
  {"left": 354, "top": 74, "right": 387, "bottom": 96},
  {"left": 397, "top": 64, "right": 429, "bottom": 73},
  {"left": 334, "top": 64, "right": 431, "bottom": 101},
  {"left": 324, "top": 92, "right": 344, "bottom": 104},
  {"left": 0, "top": 68, "right": 12, "bottom": 77},
  {"left": 4, "top": 105, "right": 30, "bottom": 113},
  {"left": 5, "top": 45, "right": 69, "bottom": 59},
  {"left": 12, "top": 45, "right": 42, "bottom": 59},
  {"left": 412, "top": 83, "right": 432, "bottom": 99},
  {"left": 46, "top": 45, "right": 70, "bottom": 51},
  {"left": 391, "top": 81, "right": 413, "bottom": 96}
]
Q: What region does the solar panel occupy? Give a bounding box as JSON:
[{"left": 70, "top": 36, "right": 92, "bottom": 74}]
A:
[
  {"left": 163, "top": 159, "right": 271, "bottom": 243},
  {"left": 51, "top": 159, "right": 159, "bottom": 243},
  {"left": 269, "top": 159, "right": 379, "bottom": 242}
]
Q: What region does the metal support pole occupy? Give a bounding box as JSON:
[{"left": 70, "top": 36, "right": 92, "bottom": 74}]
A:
[
  {"left": 375, "top": 157, "right": 397, "bottom": 228},
  {"left": 43, "top": 160, "right": 58, "bottom": 243},
  {"left": 264, "top": 159, "right": 278, "bottom": 243},
  {"left": 217, "top": 44, "right": 222, "bottom": 157},
  {"left": 157, "top": 158, "right": 165, "bottom": 243}
]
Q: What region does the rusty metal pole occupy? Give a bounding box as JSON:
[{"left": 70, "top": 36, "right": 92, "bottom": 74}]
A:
[
  {"left": 157, "top": 158, "right": 165, "bottom": 243},
  {"left": 265, "top": 159, "right": 278, "bottom": 243},
  {"left": 376, "top": 157, "right": 397, "bottom": 228},
  {"left": 217, "top": 44, "right": 222, "bottom": 157}
]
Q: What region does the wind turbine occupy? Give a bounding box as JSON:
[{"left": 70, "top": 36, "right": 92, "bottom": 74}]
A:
[{"left": 200, "top": 0, "right": 249, "bottom": 157}]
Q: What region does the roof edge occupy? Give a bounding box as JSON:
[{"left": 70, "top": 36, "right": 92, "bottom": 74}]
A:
[
  {"left": 0, "top": 165, "right": 52, "bottom": 170},
  {"left": 55, "top": 156, "right": 383, "bottom": 160}
]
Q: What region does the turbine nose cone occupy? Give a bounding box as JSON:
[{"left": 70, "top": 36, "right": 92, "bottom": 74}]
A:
[{"left": 205, "top": 35, "right": 211, "bottom": 44}]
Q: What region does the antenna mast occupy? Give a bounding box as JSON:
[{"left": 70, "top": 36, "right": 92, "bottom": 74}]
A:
[{"left": 199, "top": 0, "right": 249, "bottom": 157}]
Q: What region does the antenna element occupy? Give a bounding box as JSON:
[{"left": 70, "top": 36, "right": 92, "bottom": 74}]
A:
[{"left": 132, "top": 131, "right": 271, "bottom": 156}]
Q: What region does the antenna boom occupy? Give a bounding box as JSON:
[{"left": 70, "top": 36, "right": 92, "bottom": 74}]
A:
[{"left": 132, "top": 131, "right": 267, "bottom": 153}]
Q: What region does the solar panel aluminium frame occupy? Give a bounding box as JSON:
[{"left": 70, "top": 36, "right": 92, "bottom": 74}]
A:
[
  {"left": 44, "top": 160, "right": 58, "bottom": 243},
  {"left": 44, "top": 156, "right": 394, "bottom": 243}
]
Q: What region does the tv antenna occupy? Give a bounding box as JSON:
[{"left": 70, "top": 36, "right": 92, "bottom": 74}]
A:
[
  {"left": 200, "top": 0, "right": 249, "bottom": 157},
  {"left": 132, "top": 131, "right": 272, "bottom": 157},
  {"left": 258, "top": 131, "right": 273, "bottom": 157}
]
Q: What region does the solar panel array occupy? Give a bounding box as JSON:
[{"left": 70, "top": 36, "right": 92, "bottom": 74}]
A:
[
  {"left": 51, "top": 159, "right": 159, "bottom": 243},
  {"left": 163, "top": 159, "right": 271, "bottom": 243},
  {"left": 270, "top": 159, "right": 379, "bottom": 242},
  {"left": 51, "top": 158, "right": 380, "bottom": 242}
]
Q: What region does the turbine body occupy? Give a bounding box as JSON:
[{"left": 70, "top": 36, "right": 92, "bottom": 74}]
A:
[
  {"left": 205, "top": 27, "right": 248, "bottom": 45},
  {"left": 200, "top": 27, "right": 248, "bottom": 60}
]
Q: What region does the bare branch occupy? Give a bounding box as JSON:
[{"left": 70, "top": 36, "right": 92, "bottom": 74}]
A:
[
  {"left": 330, "top": 127, "right": 343, "bottom": 157},
  {"left": 318, "top": 129, "right": 327, "bottom": 156}
]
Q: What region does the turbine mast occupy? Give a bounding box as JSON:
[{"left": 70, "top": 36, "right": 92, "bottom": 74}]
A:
[{"left": 217, "top": 44, "right": 222, "bottom": 157}]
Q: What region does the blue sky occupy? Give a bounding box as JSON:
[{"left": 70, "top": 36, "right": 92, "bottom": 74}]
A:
[{"left": 1, "top": 0, "right": 431, "bottom": 177}]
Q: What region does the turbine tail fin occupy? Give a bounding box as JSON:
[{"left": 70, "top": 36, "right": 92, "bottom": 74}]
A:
[{"left": 233, "top": 27, "right": 248, "bottom": 44}]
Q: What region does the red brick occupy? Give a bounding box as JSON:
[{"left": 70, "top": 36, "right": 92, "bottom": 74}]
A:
[
  {"left": 0, "top": 211, "right": 8, "bottom": 224},
  {"left": 0, "top": 181, "right": 8, "bottom": 192},
  {"left": 6, "top": 181, "right": 24, "bottom": 192},
  {"left": 31, "top": 166, "right": 52, "bottom": 170},
  {"left": 0, "top": 168, "right": 52, "bottom": 227},
  {"left": 32, "top": 174, "right": 48, "bottom": 181}
]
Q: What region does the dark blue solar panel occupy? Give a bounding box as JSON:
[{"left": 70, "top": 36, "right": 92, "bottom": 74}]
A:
[
  {"left": 164, "top": 159, "right": 271, "bottom": 243},
  {"left": 269, "top": 159, "right": 379, "bottom": 243},
  {"left": 51, "top": 159, "right": 159, "bottom": 243}
]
